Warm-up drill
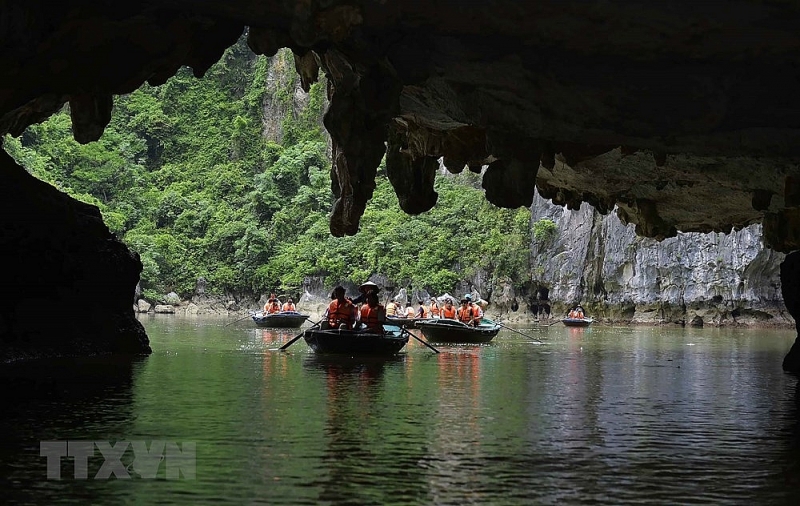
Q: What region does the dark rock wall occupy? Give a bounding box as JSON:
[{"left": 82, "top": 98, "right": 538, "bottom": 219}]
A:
[
  {"left": 782, "top": 253, "right": 800, "bottom": 373},
  {"left": 0, "top": 150, "right": 150, "bottom": 361}
]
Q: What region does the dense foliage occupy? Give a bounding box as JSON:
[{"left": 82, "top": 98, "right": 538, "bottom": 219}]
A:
[{"left": 4, "top": 36, "right": 531, "bottom": 302}]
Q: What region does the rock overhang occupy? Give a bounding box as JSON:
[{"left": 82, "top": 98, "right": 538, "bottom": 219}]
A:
[{"left": 1, "top": 0, "right": 799, "bottom": 251}]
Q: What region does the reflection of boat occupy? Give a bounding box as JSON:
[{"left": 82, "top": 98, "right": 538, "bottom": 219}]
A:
[
  {"left": 562, "top": 318, "right": 593, "bottom": 327},
  {"left": 303, "top": 324, "right": 409, "bottom": 355},
  {"left": 251, "top": 311, "right": 310, "bottom": 328},
  {"left": 414, "top": 318, "right": 501, "bottom": 344},
  {"left": 303, "top": 353, "right": 406, "bottom": 373}
]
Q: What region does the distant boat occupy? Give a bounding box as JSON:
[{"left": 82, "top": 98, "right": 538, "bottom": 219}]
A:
[
  {"left": 252, "top": 311, "right": 309, "bottom": 328},
  {"left": 303, "top": 324, "right": 409, "bottom": 356},
  {"left": 562, "top": 317, "right": 593, "bottom": 327},
  {"left": 414, "top": 318, "right": 501, "bottom": 344}
]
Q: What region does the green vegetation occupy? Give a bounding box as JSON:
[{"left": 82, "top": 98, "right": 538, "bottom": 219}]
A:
[
  {"left": 4, "top": 36, "right": 531, "bottom": 301},
  {"left": 532, "top": 218, "right": 557, "bottom": 242}
]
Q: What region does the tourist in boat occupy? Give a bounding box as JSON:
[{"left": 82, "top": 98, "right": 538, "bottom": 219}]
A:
[
  {"left": 352, "top": 281, "right": 380, "bottom": 305},
  {"left": 415, "top": 299, "right": 429, "bottom": 319},
  {"left": 440, "top": 298, "right": 457, "bottom": 319},
  {"left": 324, "top": 286, "right": 357, "bottom": 329},
  {"left": 568, "top": 306, "right": 585, "bottom": 319},
  {"left": 464, "top": 294, "right": 484, "bottom": 323},
  {"left": 281, "top": 297, "right": 296, "bottom": 312},
  {"left": 386, "top": 298, "right": 399, "bottom": 317},
  {"left": 359, "top": 292, "right": 386, "bottom": 332},
  {"left": 457, "top": 298, "right": 481, "bottom": 326},
  {"left": 404, "top": 302, "right": 416, "bottom": 319},
  {"left": 429, "top": 298, "right": 440, "bottom": 318},
  {"left": 264, "top": 293, "right": 281, "bottom": 314}
]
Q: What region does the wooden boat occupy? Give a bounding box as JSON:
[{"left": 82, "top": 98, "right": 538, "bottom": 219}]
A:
[
  {"left": 302, "top": 323, "right": 409, "bottom": 355},
  {"left": 386, "top": 315, "right": 418, "bottom": 328},
  {"left": 251, "top": 311, "right": 310, "bottom": 328},
  {"left": 562, "top": 317, "right": 593, "bottom": 327},
  {"left": 414, "top": 318, "right": 501, "bottom": 344}
]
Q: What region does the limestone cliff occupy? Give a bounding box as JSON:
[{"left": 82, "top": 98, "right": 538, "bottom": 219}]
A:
[{"left": 529, "top": 190, "right": 792, "bottom": 327}]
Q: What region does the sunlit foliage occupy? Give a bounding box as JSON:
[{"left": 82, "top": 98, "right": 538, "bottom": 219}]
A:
[{"left": 5, "top": 36, "right": 532, "bottom": 301}]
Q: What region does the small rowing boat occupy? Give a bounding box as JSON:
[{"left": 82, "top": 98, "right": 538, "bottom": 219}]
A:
[
  {"left": 251, "top": 311, "right": 310, "bottom": 328},
  {"left": 562, "top": 317, "right": 593, "bottom": 327},
  {"left": 414, "top": 318, "right": 501, "bottom": 344},
  {"left": 302, "top": 324, "right": 409, "bottom": 355}
]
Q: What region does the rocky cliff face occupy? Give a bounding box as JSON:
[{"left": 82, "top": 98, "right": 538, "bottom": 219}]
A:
[{"left": 529, "top": 191, "right": 791, "bottom": 327}]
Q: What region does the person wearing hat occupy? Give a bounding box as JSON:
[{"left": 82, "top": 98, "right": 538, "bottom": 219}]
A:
[
  {"left": 359, "top": 292, "right": 386, "bottom": 332},
  {"left": 352, "top": 281, "right": 380, "bottom": 305},
  {"left": 324, "top": 286, "right": 356, "bottom": 329},
  {"left": 464, "top": 293, "right": 484, "bottom": 323}
]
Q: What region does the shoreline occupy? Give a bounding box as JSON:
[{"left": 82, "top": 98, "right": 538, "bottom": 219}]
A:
[{"left": 137, "top": 303, "right": 797, "bottom": 330}]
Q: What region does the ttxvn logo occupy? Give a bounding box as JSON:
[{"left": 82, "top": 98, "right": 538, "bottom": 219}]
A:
[{"left": 40, "top": 441, "right": 196, "bottom": 479}]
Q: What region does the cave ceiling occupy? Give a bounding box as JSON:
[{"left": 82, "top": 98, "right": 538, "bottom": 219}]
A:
[{"left": 1, "top": 1, "right": 799, "bottom": 251}]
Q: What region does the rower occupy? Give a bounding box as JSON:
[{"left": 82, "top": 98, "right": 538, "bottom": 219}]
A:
[{"left": 359, "top": 292, "right": 386, "bottom": 332}]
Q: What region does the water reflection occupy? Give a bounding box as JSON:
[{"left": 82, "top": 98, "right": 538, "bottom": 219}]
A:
[
  {"left": 302, "top": 354, "right": 422, "bottom": 504},
  {"left": 2, "top": 319, "right": 799, "bottom": 504},
  {"left": 0, "top": 355, "right": 146, "bottom": 505}
]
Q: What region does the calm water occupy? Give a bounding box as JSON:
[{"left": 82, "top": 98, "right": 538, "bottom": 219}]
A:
[{"left": 2, "top": 316, "right": 800, "bottom": 505}]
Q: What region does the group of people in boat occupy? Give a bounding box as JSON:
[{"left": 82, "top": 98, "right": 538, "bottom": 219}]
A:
[
  {"left": 263, "top": 293, "right": 296, "bottom": 314},
  {"left": 567, "top": 306, "right": 586, "bottom": 319},
  {"left": 324, "top": 282, "right": 489, "bottom": 332}
]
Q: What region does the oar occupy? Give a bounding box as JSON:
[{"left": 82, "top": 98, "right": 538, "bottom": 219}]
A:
[
  {"left": 407, "top": 329, "right": 440, "bottom": 353},
  {"left": 225, "top": 311, "right": 255, "bottom": 326},
  {"left": 280, "top": 320, "right": 321, "bottom": 351},
  {"left": 495, "top": 321, "right": 542, "bottom": 343}
]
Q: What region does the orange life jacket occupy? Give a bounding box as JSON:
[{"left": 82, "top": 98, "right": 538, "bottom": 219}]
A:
[
  {"left": 441, "top": 306, "right": 457, "bottom": 319},
  {"left": 360, "top": 304, "right": 384, "bottom": 332},
  {"left": 386, "top": 302, "right": 397, "bottom": 316},
  {"left": 457, "top": 306, "right": 474, "bottom": 323},
  {"left": 327, "top": 299, "right": 355, "bottom": 328},
  {"left": 266, "top": 301, "right": 280, "bottom": 314},
  {"left": 418, "top": 305, "right": 429, "bottom": 318},
  {"left": 282, "top": 302, "right": 295, "bottom": 312},
  {"left": 470, "top": 303, "right": 483, "bottom": 319},
  {"left": 430, "top": 304, "right": 440, "bottom": 317},
  {"left": 405, "top": 306, "right": 415, "bottom": 318}
]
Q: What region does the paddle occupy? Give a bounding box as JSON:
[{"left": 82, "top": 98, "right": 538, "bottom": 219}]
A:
[
  {"left": 406, "top": 329, "right": 440, "bottom": 353},
  {"left": 280, "top": 320, "right": 321, "bottom": 351},
  {"left": 225, "top": 311, "right": 255, "bottom": 327},
  {"left": 495, "top": 321, "right": 542, "bottom": 343}
]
